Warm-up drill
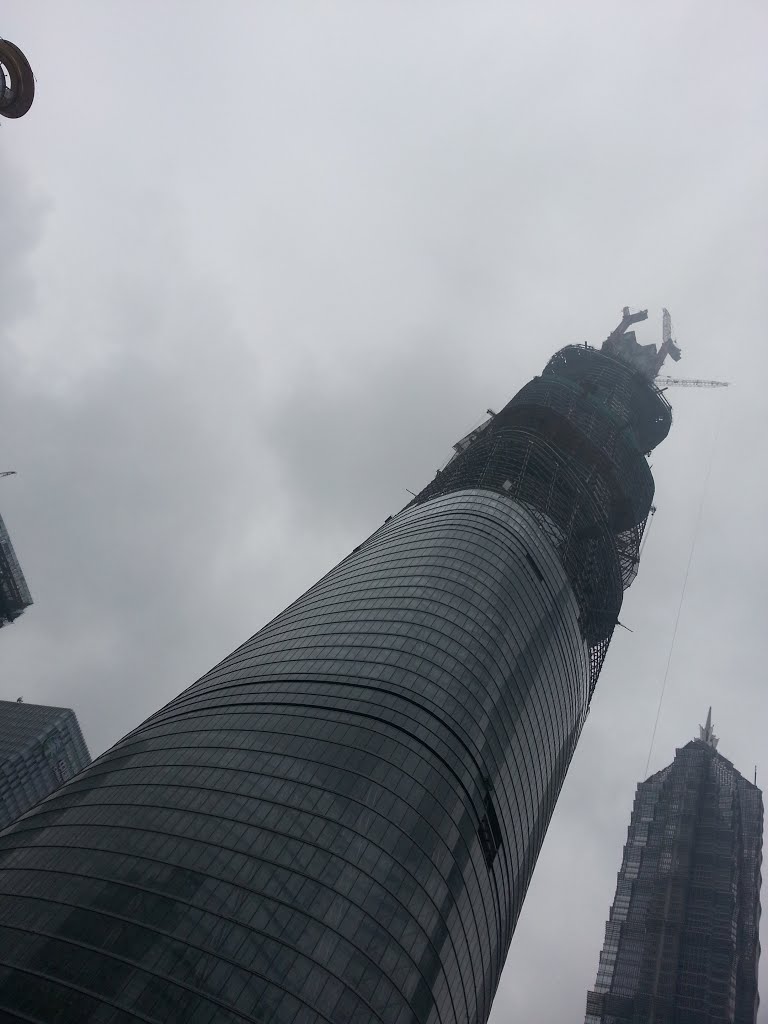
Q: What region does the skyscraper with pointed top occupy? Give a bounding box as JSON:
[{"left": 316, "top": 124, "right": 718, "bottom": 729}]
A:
[{"left": 585, "top": 712, "right": 763, "bottom": 1024}]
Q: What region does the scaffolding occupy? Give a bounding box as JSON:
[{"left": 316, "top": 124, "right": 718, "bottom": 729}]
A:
[{"left": 411, "top": 342, "right": 670, "bottom": 695}]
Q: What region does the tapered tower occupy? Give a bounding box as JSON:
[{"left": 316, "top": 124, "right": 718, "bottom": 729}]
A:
[
  {"left": 585, "top": 713, "right": 763, "bottom": 1024},
  {"left": 0, "top": 310, "right": 676, "bottom": 1023}
]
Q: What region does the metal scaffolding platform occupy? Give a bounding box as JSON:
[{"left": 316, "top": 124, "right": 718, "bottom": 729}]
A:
[{"left": 411, "top": 340, "right": 671, "bottom": 696}]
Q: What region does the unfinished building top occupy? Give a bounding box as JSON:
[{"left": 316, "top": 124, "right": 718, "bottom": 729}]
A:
[{"left": 601, "top": 306, "right": 682, "bottom": 379}]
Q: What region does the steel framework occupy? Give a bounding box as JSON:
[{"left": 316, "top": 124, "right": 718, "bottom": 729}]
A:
[{"left": 412, "top": 342, "right": 671, "bottom": 694}]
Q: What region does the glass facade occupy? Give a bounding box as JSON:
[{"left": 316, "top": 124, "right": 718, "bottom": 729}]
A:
[
  {"left": 0, "top": 701, "right": 91, "bottom": 831},
  {"left": 0, "top": 335, "right": 673, "bottom": 1023},
  {"left": 0, "top": 510, "right": 32, "bottom": 627},
  {"left": 585, "top": 735, "right": 763, "bottom": 1024}
]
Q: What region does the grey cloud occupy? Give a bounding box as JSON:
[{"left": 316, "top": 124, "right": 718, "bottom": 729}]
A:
[{"left": 1, "top": 3, "right": 768, "bottom": 1021}]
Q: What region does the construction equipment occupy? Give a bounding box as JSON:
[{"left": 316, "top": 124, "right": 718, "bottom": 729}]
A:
[
  {"left": 653, "top": 310, "right": 728, "bottom": 388},
  {"left": 655, "top": 308, "right": 683, "bottom": 374},
  {"left": 602, "top": 307, "right": 683, "bottom": 379},
  {"left": 656, "top": 378, "right": 730, "bottom": 388},
  {"left": 0, "top": 471, "right": 16, "bottom": 478}
]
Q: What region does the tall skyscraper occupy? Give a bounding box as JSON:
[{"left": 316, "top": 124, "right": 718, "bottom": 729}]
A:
[
  {"left": 0, "top": 310, "right": 676, "bottom": 1023},
  {"left": 0, "top": 509, "right": 32, "bottom": 627},
  {"left": 0, "top": 700, "right": 91, "bottom": 831},
  {"left": 585, "top": 712, "right": 763, "bottom": 1024}
]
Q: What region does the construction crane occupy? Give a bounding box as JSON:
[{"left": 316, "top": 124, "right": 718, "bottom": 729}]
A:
[
  {"left": 0, "top": 471, "right": 16, "bottom": 478},
  {"left": 655, "top": 307, "right": 682, "bottom": 375},
  {"left": 653, "top": 310, "right": 729, "bottom": 387},
  {"left": 656, "top": 377, "right": 730, "bottom": 388}
]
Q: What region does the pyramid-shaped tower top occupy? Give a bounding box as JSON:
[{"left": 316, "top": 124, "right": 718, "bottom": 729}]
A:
[{"left": 698, "top": 707, "right": 719, "bottom": 749}]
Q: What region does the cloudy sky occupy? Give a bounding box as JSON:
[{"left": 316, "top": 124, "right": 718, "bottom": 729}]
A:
[{"left": 2, "top": 3, "right": 767, "bottom": 1020}]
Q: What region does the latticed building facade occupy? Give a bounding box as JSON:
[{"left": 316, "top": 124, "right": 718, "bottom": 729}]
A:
[
  {"left": 585, "top": 715, "right": 763, "bottom": 1024},
  {"left": 0, "top": 311, "right": 674, "bottom": 1023},
  {"left": 0, "top": 701, "right": 91, "bottom": 831},
  {"left": 0, "top": 510, "right": 32, "bottom": 627}
]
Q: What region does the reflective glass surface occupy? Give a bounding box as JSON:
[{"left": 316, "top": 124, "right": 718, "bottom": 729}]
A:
[
  {"left": 0, "top": 490, "right": 589, "bottom": 1023},
  {"left": 585, "top": 740, "right": 763, "bottom": 1023},
  {"left": 0, "top": 701, "right": 91, "bottom": 831}
]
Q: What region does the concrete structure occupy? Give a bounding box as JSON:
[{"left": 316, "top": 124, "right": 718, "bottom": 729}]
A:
[
  {"left": 585, "top": 713, "right": 763, "bottom": 1024},
  {"left": 0, "top": 311, "right": 676, "bottom": 1023}
]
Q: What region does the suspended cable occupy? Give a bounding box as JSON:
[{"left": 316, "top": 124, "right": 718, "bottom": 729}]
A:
[
  {"left": 638, "top": 505, "right": 657, "bottom": 560},
  {"left": 643, "top": 393, "right": 726, "bottom": 778}
]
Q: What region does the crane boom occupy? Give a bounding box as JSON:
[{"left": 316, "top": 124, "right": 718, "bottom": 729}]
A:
[{"left": 655, "top": 377, "right": 729, "bottom": 388}]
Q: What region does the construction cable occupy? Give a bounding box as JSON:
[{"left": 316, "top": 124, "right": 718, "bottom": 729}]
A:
[
  {"left": 639, "top": 506, "right": 657, "bottom": 561},
  {"left": 643, "top": 393, "right": 726, "bottom": 778}
]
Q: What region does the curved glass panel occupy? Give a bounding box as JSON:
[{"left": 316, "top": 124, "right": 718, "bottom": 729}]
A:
[{"left": 0, "top": 491, "right": 588, "bottom": 1024}]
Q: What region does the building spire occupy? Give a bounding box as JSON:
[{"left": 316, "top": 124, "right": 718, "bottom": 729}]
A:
[{"left": 698, "top": 707, "right": 719, "bottom": 749}]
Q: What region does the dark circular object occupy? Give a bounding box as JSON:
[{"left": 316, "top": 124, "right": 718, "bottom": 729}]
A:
[{"left": 0, "top": 38, "right": 35, "bottom": 118}]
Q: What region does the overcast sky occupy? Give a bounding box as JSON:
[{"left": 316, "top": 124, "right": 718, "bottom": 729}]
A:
[{"left": 1, "top": 3, "right": 767, "bottom": 1021}]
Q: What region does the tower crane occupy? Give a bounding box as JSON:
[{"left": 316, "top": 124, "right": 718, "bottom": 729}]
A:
[
  {"left": 654, "top": 310, "right": 729, "bottom": 388},
  {"left": 655, "top": 378, "right": 730, "bottom": 389}
]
